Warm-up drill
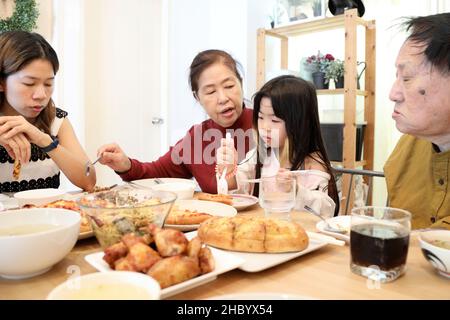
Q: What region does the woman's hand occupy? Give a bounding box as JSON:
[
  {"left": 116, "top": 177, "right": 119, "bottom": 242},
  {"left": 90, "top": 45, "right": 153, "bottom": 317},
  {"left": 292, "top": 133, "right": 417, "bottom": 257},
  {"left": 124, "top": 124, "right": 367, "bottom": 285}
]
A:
[
  {"left": 0, "top": 117, "right": 32, "bottom": 163},
  {"left": 97, "top": 143, "right": 131, "bottom": 173},
  {"left": 216, "top": 137, "right": 237, "bottom": 175},
  {"left": 0, "top": 115, "right": 49, "bottom": 147}
]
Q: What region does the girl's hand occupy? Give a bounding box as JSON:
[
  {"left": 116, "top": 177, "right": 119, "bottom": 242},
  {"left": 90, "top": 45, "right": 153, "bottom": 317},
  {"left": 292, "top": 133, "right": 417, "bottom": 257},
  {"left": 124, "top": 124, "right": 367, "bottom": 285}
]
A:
[
  {"left": 0, "top": 116, "right": 49, "bottom": 147},
  {"left": 97, "top": 143, "right": 131, "bottom": 173},
  {"left": 216, "top": 137, "right": 237, "bottom": 175}
]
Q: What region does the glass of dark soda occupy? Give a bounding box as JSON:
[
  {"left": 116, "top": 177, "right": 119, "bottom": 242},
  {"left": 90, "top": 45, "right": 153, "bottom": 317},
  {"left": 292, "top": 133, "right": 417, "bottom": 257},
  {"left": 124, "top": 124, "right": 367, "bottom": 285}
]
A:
[{"left": 350, "top": 206, "right": 411, "bottom": 283}]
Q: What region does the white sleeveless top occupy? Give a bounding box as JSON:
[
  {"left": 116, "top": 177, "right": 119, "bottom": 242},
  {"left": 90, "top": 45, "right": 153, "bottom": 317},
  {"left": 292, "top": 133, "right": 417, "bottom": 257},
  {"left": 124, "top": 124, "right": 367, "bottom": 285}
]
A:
[{"left": 0, "top": 108, "right": 67, "bottom": 193}]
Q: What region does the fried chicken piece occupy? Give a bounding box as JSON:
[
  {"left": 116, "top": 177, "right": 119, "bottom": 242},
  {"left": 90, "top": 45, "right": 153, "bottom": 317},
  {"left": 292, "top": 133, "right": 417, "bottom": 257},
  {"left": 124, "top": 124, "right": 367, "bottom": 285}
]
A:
[
  {"left": 187, "top": 237, "right": 202, "bottom": 258},
  {"left": 121, "top": 233, "right": 147, "bottom": 249},
  {"left": 198, "top": 246, "right": 215, "bottom": 274},
  {"left": 147, "top": 255, "right": 201, "bottom": 288},
  {"left": 153, "top": 228, "right": 188, "bottom": 257},
  {"left": 103, "top": 242, "right": 128, "bottom": 268},
  {"left": 114, "top": 257, "right": 137, "bottom": 271},
  {"left": 127, "top": 242, "right": 162, "bottom": 272}
]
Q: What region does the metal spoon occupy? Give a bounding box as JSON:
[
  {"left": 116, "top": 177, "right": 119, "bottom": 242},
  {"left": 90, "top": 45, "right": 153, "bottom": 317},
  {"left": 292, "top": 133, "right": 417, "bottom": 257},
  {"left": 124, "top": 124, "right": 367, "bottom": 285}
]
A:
[
  {"left": 304, "top": 205, "right": 347, "bottom": 234},
  {"left": 85, "top": 155, "right": 102, "bottom": 176}
]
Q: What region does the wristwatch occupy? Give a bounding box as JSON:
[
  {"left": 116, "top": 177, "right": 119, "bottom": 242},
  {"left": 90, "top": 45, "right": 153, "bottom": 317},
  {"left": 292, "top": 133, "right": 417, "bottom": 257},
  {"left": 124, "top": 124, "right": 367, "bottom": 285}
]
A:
[{"left": 40, "top": 136, "right": 59, "bottom": 153}]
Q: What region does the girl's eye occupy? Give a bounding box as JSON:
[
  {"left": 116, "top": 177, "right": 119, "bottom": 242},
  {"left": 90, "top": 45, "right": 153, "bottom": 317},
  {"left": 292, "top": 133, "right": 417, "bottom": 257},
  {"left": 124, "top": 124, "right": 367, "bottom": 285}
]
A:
[
  {"left": 272, "top": 120, "right": 281, "bottom": 123},
  {"left": 23, "top": 83, "right": 34, "bottom": 87},
  {"left": 44, "top": 83, "right": 53, "bottom": 87},
  {"left": 258, "top": 116, "right": 264, "bottom": 120},
  {"left": 206, "top": 91, "right": 215, "bottom": 95},
  {"left": 225, "top": 85, "right": 234, "bottom": 89}
]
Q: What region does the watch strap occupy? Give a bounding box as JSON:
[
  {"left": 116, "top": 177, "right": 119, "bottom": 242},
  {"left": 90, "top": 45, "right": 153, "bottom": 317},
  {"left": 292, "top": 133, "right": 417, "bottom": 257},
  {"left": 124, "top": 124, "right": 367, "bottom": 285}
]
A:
[{"left": 40, "top": 136, "right": 59, "bottom": 153}]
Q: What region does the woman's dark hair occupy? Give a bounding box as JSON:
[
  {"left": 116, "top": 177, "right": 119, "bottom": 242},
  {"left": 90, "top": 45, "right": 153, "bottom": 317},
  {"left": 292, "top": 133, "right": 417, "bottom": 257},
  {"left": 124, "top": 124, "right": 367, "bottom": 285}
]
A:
[
  {"left": 189, "top": 49, "right": 243, "bottom": 97},
  {"left": 403, "top": 13, "right": 450, "bottom": 74},
  {"left": 0, "top": 31, "right": 59, "bottom": 135},
  {"left": 252, "top": 75, "right": 339, "bottom": 215}
]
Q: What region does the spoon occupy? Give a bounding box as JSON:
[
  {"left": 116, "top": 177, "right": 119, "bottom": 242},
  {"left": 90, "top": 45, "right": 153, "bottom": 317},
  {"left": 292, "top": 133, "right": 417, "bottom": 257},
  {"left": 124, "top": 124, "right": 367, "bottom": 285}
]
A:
[
  {"left": 85, "top": 155, "right": 102, "bottom": 176},
  {"left": 304, "top": 205, "right": 347, "bottom": 234}
]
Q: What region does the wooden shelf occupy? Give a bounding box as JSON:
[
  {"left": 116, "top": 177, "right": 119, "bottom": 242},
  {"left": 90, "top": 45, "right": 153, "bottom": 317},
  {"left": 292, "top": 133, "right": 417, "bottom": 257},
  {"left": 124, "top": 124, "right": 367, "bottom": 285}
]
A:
[
  {"left": 266, "top": 13, "right": 370, "bottom": 37},
  {"left": 257, "top": 8, "right": 376, "bottom": 214},
  {"left": 316, "top": 89, "right": 368, "bottom": 96}
]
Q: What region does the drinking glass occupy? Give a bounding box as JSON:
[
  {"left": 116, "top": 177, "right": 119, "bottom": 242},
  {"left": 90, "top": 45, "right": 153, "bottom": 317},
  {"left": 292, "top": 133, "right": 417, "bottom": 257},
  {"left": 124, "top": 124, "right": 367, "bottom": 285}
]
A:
[
  {"left": 259, "top": 175, "right": 296, "bottom": 221},
  {"left": 350, "top": 206, "right": 411, "bottom": 283}
]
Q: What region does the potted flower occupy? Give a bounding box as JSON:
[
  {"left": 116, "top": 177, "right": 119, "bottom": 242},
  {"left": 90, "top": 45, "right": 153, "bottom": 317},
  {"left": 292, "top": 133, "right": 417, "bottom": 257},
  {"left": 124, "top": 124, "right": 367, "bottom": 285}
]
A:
[
  {"left": 325, "top": 59, "right": 345, "bottom": 88},
  {"left": 304, "top": 51, "right": 335, "bottom": 89}
]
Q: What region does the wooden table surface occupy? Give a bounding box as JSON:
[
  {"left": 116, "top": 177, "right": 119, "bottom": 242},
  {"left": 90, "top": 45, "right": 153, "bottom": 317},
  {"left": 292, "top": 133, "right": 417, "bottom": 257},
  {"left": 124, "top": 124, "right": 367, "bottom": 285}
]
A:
[{"left": 1, "top": 206, "right": 449, "bottom": 300}]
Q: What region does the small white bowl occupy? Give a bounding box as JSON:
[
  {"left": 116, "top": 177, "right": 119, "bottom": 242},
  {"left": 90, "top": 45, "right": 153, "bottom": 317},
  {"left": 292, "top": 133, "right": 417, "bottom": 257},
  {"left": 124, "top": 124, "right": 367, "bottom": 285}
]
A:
[
  {"left": 419, "top": 230, "right": 450, "bottom": 278},
  {"left": 14, "top": 188, "right": 66, "bottom": 207},
  {"left": 47, "top": 271, "right": 161, "bottom": 300},
  {"left": 0, "top": 208, "right": 80, "bottom": 279},
  {"left": 151, "top": 182, "right": 195, "bottom": 200}
]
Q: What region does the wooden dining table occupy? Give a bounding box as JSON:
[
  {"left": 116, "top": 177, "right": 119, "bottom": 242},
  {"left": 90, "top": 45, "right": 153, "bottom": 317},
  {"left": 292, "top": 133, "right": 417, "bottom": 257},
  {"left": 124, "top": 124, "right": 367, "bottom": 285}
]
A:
[{"left": 1, "top": 205, "right": 449, "bottom": 300}]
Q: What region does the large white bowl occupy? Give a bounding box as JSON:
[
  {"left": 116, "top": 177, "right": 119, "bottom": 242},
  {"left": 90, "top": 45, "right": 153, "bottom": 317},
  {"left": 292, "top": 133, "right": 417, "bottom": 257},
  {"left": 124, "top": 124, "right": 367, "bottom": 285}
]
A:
[
  {"left": 47, "top": 271, "right": 161, "bottom": 300},
  {"left": 0, "top": 208, "right": 80, "bottom": 279},
  {"left": 419, "top": 230, "right": 450, "bottom": 278},
  {"left": 151, "top": 182, "right": 195, "bottom": 200},
  {"left": 14, "top": 188, "right": 66, "bottom": 207}
]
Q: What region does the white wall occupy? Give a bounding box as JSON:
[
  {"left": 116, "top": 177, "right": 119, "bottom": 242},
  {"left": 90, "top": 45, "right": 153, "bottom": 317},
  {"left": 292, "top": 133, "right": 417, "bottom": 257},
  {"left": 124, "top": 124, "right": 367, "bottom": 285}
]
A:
[{"left": 167, "top": 0, "right": 249, "bottom": 145}]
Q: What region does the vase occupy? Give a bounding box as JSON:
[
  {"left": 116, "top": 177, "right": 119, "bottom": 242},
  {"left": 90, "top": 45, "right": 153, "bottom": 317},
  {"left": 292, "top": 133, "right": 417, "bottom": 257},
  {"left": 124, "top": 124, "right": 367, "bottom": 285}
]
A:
[
  {"left": 312, "top": 71, "right": 329, "bottom": 89},
  {"left": 335, "top": 76, "right": 344, "bottom": 89}
]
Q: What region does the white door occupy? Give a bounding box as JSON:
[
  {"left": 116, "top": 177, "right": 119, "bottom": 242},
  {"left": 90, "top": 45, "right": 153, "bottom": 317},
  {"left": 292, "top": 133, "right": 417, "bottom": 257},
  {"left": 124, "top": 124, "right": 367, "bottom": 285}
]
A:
[{"left": 53, "top": 0, "right": 168, "bottom": 188}]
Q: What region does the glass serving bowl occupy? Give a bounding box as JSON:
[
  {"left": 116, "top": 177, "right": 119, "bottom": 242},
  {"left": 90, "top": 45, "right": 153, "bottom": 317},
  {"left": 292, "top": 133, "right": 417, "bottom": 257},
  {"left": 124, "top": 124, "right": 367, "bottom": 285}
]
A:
[{"left": 77, "top": 186, "right": 176, "bottom": 248}]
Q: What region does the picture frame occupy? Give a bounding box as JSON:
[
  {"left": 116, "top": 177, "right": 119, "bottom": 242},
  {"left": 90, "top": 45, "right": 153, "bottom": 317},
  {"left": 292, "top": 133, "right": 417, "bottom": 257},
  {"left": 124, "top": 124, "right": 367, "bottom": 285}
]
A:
[{"left": 274, "top": 0, "right": 326, "bottom": 27}]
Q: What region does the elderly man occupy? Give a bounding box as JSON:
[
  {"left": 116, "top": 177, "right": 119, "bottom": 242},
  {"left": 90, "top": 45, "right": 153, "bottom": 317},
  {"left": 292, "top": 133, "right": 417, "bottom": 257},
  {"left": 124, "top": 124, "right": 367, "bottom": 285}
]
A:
[{"left": 384, "top": 13, "right": 450, "bottom": 229}]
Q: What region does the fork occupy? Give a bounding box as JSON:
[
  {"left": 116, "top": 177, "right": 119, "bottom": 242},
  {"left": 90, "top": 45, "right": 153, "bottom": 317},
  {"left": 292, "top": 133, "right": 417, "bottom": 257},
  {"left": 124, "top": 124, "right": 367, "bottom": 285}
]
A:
[
  {"left": 304, "top": 205, "right": 347, "bottom": 234},
  {"left": 85, "top": 155, "right": 102, "bottom": 176}
]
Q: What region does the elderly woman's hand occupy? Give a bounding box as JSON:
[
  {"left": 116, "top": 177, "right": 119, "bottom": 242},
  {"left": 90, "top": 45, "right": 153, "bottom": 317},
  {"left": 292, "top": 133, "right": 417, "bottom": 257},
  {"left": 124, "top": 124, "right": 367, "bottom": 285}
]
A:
[{"left": 97, "top": 143, "right": 132, "bottom": 173}]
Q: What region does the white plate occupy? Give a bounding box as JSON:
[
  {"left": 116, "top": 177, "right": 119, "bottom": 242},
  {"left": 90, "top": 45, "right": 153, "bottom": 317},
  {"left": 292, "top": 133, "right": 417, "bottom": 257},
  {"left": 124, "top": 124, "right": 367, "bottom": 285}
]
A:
[
  {"left": 315, "top": 215, "right": 351, "bottom": 243},
  {"left": 230, "top": 194, "right": 259, "bottom": 211},
  {"left": 206, "top": 292, "right": 314, "bottom": 300},
  {"left": 164, "top": 199, "right": 237, "bottom": 231},
  {"left": 186, "top": 231, "right": 328, "bottom": 273},
  {"left": 78, "top": 230, "right": 95, "bottom": 240},
  {"left": 130, "top": 178, "right": 197, "bottom": 189},
  {"left": 85, "top": 248, "right": 244, "bottom": 299}
]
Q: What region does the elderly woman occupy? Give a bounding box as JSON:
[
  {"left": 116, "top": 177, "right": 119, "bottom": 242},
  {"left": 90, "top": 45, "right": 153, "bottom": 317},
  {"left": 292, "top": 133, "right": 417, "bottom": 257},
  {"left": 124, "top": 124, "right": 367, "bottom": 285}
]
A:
[{"left": 98, "top": 50, "right": 253, "bottom": 193}]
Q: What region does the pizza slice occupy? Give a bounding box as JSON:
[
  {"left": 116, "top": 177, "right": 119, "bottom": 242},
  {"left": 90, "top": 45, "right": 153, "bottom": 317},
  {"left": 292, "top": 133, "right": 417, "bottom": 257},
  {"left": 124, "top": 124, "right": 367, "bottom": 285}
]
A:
[
  {"left": 41, "top": 200, "right": 92, "bottom": 234},
  {"left": 165, "top": 205, "right": 212, "bottom": 225},
  {"left": 196, "top": 192, "right": 233, "bottom": 206},
  {"left": 12, "top": 159, "right": 21, "bottom": 181}
]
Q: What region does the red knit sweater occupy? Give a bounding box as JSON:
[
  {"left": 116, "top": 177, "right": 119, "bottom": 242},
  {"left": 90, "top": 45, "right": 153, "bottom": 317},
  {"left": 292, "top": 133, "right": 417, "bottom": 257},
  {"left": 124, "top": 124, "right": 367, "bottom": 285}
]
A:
[{"left": 119, "top": 107, "right": 253, "bottom": 193}]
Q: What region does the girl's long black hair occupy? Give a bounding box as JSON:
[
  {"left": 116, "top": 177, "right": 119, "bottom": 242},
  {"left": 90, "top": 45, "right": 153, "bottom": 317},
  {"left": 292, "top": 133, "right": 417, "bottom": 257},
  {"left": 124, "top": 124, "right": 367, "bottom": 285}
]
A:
[{"left": 252, "top": 75, "right": 339, "bottom": 216}]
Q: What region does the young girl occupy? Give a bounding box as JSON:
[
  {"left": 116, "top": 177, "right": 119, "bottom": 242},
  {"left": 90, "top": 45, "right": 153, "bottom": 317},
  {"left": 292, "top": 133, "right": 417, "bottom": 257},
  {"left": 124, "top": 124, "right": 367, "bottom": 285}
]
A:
[
  {"left": 0, "top": 31, "right": 96, "bottom": 192},
  {"left": 217, "top": 75, "right": 339, "bottom": 217}
]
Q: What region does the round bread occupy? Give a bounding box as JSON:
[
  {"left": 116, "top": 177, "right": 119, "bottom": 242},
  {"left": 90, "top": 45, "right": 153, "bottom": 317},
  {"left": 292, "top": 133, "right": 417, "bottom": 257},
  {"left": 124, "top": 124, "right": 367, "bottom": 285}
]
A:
[{"left": 197, "top": 216, "right": 309, "bottom": 253}]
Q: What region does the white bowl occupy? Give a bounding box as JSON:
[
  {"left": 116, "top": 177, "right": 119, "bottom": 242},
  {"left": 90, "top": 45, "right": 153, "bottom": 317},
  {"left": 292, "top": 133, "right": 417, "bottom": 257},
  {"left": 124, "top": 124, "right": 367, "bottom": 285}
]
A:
[
  {"left": 419, "top": 230, "right": 450, "bottom": 278},
  {"left": 0, "top": 208, "right": 80, "bottom": 279},
  {"left": 47, "top": 271, "right": 161, "bottom": 300},
  {"left": 151, "top": 182, "right": 195, "bottom": 200},
  {"left": 14, "top": 188, "right": 66, "bottom": 207}
]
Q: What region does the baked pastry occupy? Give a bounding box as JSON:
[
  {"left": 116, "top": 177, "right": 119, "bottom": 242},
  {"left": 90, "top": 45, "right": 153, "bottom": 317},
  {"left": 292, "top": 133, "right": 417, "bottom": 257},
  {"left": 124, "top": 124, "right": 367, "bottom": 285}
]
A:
[
  {"left": 165, "top": 205, "right": 212, "bottom": 225},
  {"left": 196, "top": 192, "right": 233, "bottom": 205},
  {"left": 41, "top": 200, "right": 92, "bottom": 233},
  {"left": 197, "top": 216, "right": 309, "bottom": 253},
  {"left": 12, "top": 159, "right": 21, "bottom": 180}
]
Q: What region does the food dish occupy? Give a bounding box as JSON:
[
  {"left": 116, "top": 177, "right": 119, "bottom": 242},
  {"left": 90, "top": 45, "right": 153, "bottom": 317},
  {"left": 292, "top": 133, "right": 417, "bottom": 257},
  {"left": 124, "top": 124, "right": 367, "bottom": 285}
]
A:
[
  {"left": 164, "top": 200, "right": 237, "bottom": 231},
  {"left": 316, "top": 215, "right": 351, "bottom": 243},
  {"left": 419, "top": 230, "right": 450, "bottom": 279},
  {"left": 198, "top": 216, "right": 309, "bottom": 253},
  {"left": 187, "top": 231, "right": 327, "bottom": 273},
  {"left": 230, "top": 194, "right": 259, "bottom": 211},
  {"left": 196, "top": 193, "right": 233, "bottom": 205},
  {"left": 130, "top": 178, "right": 198, "bottom": 190},
  {"left": 206, "top": 292, "right": 314, "bottom": 300},
  {"left": 85, "top": 246, "right": 244, "bottom": 299}
]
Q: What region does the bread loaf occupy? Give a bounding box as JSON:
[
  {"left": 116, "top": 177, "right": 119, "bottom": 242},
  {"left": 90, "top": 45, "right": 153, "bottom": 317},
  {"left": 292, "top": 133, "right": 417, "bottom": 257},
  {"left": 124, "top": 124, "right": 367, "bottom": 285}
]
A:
[{"left": 197, "top": 216, "right": 309, "bottom": 253}]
